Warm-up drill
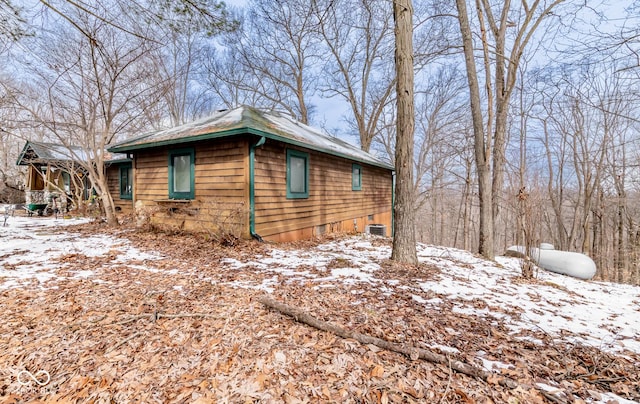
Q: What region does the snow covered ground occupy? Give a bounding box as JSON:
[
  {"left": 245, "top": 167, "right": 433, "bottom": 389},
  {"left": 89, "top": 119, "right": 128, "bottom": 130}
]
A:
[
  {"left": 0, "top": 214, "right": 161, "bottom": 290},
  {"left": 219, "top": 238, "right": 640, "bottom": 357},
  {"left": 1, "top": 213, "right": 638, "bottom": 356},
  {"left": 1, "top": 211, "right": 639, "bottom": 403}
]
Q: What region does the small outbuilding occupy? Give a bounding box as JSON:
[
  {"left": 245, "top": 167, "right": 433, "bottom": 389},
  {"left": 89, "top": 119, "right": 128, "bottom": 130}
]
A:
[
  {"left": 16, "top": 141, "right": 89, "bottom": 214},
  {"left": 16, "top": 140, "right": 132, "bottom": 215},
  {"left": 108, "top": 106, "right": 394, "bottom": 242}
]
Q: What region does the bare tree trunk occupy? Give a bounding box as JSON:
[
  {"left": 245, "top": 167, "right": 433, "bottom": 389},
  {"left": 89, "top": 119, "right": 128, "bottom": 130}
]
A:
[
  {"left": 631, "top": 227, "right": 640, "bottom": 285},
  {"left": 616, "top": 193, "right": 628, "bottom": 283},
  {"left": 543, "top": 118, "right": 569, "bottom": 251},
  {"left": 592, "top": 188, "right": 605, "bottom": 280},
  {"left": 455, "top": 0, "right": 494, "bottom": 259},
  {"left": 462, "top": 157, "right": 472, "bottom": 252},
  {"left": 391, "top": 0, "right": 417, "bottom": 264},
  {"left": 456, "top": 0, "right": 567, "bottom": 260}
]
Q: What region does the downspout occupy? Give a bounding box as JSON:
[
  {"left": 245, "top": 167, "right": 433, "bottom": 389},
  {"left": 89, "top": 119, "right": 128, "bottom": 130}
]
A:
[
  {"left": 249, "top": 136, "right": 266, "bottom": 242},
  {"left": 391, "top": 171, "right": 396, "bottom": 238}
]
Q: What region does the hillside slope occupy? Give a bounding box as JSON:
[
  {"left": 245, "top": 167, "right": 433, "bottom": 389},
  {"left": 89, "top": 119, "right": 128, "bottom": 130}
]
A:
[{"left": 0, "top": 214, "right": 638, "bottom": 402}]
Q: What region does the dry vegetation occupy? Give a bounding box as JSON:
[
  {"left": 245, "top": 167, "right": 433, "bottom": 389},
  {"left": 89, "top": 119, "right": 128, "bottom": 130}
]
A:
[{"left": 0, "top": 221, "right": 638, "bottom": 403}]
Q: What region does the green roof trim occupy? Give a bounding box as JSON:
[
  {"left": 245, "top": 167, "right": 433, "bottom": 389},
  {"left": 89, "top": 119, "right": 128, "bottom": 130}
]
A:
[
  {"left": 108, "top": 106, "right": 394, "bottom": 171},
  {"left": 108, "top": 128, "right": 246, "bottom": 152},
  {"left": 18, "top": 140, "right": 129, "bottom": 166}
]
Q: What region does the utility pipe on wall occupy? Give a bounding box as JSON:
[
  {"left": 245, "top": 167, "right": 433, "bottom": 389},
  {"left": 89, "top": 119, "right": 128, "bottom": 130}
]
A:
[{"left": 249, "top": 136, "right": 266, "bottom": 241}]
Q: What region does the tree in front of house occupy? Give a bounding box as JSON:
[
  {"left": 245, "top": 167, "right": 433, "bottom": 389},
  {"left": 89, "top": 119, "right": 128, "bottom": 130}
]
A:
[
  {"left": 312, "top": 0, "right": 396, "bottom": 153},
  {"left": 0, "top": 112, "right": 24, "bottom": 203},
  {"left": 5, "top": 5, "right": 157, "bottom": 225},
  {"left": 1, "top": 0, "right": 236, "bottom": 225},
  {"left": 211, "top": 0, "right": 320, "bottom": 124},
  {"left": 391, "top": 0, "right": 418, "bottom": 264}
]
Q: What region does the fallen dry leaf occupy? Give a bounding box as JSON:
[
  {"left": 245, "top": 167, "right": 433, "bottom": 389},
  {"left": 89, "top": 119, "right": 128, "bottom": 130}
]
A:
[{"left": 0, "top": 220, "right": 637, "bottom": 403}]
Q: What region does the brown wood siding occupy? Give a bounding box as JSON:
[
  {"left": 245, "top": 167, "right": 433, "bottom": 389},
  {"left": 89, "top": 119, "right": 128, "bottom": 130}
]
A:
[
  {"left": 132, "top": 139, "right": 249, "bottom": 236},
  {"left": 254, "top": 141, "right": 393, "bottom": 238},
  {"left": 26, "top": 165, "right": 45, "bottom": 190},
  {"left": 106, "top": 164, "right": 134, "bottom": 214}
]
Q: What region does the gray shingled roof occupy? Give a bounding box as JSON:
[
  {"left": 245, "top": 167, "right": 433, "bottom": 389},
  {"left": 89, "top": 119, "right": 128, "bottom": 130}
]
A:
[
  {"left": 16, "top": 141, "right": 87, "bottom": 165},
  {"left": 108, "top": 106, "right": 393, "bottom": 170},
  {"left": 16, "top": 141, "right": 128, "bottom": 166}
]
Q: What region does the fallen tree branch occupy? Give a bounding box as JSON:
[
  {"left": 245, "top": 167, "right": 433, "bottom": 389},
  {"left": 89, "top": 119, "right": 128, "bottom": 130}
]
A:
[
  {"left": 113, "top": 314, "right": 154, "bottom": 326},
  {"left": 438, "top": 354, "right": 453, "bottom": 403},
  {"left": 158, "top": 313, "right": 215, "bottom": 320},
  {"left": 258, "top": 295, "right": 513, "bottom": 387},
  {"left": 259, "top": 295, "right": 570, "bottom": 401},
  {"left": 107, "top": 331, "right": 142, "bottom": 353},
  {"left": 112, "top": 312, "right": 215, "bottom": 326}
]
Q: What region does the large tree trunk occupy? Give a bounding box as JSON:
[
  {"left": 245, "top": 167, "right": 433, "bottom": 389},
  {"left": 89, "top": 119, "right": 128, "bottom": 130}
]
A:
[{"left": 391, "top": 0, "right": 417, "bottom": 264}]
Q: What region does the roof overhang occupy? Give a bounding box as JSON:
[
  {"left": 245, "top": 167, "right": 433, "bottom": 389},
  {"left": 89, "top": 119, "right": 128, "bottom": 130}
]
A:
[
  {"left": 16, "top": 141, "right": 76, "bottom": 166},
  {"left": 109, "top": 128, "right": 394, "bottom": 171}
]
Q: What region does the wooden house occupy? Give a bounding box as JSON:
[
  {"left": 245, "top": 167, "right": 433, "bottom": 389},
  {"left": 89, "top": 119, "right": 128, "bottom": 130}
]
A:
[
  {"left": 16, "top": 141, "right": 132, "bottom": 215},
  {"left": 16, "top": 141, "right": 89, "bottom": 214},
  {"left": 108, "top": 106, "right": 394, "bottom": 242},
  {"left": 105, "top": 155, "right": 134, "bottom": 214}
]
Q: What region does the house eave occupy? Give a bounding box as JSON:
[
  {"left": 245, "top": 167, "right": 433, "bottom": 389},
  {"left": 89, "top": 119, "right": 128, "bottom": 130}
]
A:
[
  {"left": 108, "top": 128, "right": 394, "bottom": 171},
  {"left": 105, "top": 158, "right": 132, "bottom": 166}
]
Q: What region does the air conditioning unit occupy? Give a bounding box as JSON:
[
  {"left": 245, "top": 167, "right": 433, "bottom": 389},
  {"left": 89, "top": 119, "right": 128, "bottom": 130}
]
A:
[{"left": 366, "top": 224, "right": 386, "bottom": 237}]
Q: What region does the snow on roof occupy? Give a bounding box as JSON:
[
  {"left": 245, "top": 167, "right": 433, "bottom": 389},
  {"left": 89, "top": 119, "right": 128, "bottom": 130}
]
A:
[
  {"left": 108, "top": 106, "right": 393, "bottom": 170},
  {"left": 16, "top": 141, "right": 130, "bottom": 166},
  {"left": 16, "top": 141, "right": 88, "bottom": 165}
]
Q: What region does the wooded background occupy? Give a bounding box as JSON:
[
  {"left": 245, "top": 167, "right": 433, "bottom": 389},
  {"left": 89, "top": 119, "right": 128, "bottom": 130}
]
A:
[{"left": 0, "top": 0, "right": 638, "bottom": 283}]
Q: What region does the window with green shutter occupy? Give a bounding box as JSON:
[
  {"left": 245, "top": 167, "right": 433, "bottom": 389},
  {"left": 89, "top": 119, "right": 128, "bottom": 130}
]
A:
[
  {"left": 286, "top": 149, "right": 309, "bottom": 199},
  {"left": 352, "top": 164, "right": 362, "bottom": 191},
  {"left": 168, "top": 148, "right": 195, "bottom": 199},
  {"left": 119, "top": 164, "right": 133, "bottom": 199}
]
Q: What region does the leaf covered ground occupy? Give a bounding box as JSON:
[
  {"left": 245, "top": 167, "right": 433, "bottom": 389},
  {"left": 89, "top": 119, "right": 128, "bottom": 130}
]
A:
[{"left": 0, "top": 216, "right": 639, "bottom": 403}]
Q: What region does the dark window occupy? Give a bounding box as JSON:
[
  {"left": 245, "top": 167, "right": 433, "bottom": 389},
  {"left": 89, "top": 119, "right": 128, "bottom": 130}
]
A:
[
  {"left": 119, "top": 164, "right": 133, "bottom": 199},
  {"left": 62, "top": 171, "right": 71, "bottom": 193}
]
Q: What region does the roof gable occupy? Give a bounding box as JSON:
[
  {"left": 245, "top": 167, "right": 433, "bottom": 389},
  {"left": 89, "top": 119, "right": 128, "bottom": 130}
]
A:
[
  {"left": 108, "top": 106, "right": 393, "bottom": 170},
  {"left": 16, "top": 141, "right": 86, "bottom": 166},
  {"left": 16, "top": 141, "right": 129, "bottom": 166}
]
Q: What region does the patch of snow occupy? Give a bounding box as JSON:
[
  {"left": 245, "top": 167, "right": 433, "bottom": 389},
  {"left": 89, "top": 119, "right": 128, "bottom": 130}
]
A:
[
  {"left": 227, "top": 276, "right": 279, "bottom": 293},
  {"left": 412, "top": 294, "right": 427, "bottom": 304},
  {"left": 596, "top": 392, "right": 639, "bottom": 404},
  {"left": 428, "top": 344, "right": 460, "bottom": 354},
  {"left": 478, "top": 357, "right": 513, "bottom": 371},
  {"left": 265, "top": 111, "right": 390, "bottom": 167},
  {"left": 0, "top": 216, "right": 164, "bottom": 289},
  {"left": 221, "top": 237, "right": 640, "bottom": 357},
  {"left": 536, "top": 383, "right": 639, "bottom": 404},
  {"left": 330, "top": 267, "right": 377, "bottom": 284}
]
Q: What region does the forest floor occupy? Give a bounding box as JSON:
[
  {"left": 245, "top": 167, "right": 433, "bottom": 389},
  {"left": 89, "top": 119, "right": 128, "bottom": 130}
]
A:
[{"left": 0, "top": 212, "right": 639, "bottom": 403}]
